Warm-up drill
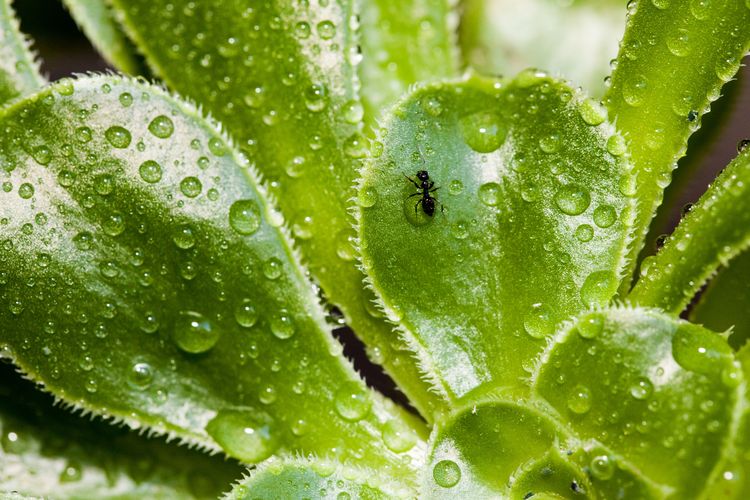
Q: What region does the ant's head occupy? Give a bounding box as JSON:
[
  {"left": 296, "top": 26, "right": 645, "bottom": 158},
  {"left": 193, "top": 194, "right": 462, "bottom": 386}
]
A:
[{"left": 416, "top": 170, "right": 429, "bottom": 181}]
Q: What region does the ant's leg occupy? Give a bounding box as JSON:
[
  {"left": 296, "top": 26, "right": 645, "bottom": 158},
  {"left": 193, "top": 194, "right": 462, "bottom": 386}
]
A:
[
  {"left": 414, "top": 198, "right": 422, "bottom": 216},
  {"left": 408, "top": 192, "right": 421, "bottom": 198},
  {"left": 404, "top": 174, "right": 421, "bottom": 189},
  {"left": 429, "top": 187, "right": 440, "bottom": 192}
]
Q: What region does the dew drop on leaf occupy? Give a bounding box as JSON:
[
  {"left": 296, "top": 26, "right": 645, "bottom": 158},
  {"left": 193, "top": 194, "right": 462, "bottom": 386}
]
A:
[
  {"left": 523, "top": 303, "right": 554, "bottom": 339},
  {"left": 334, "top": 382, "right": 371, "bottom": 421},
  {"left": 671, "top": 324, "right": 732, "bottom": 376},
  {"left": 554, "top": 184, "right": 590, "bottom": 215},
  {"left": 234, "top": 299, "right": 258, "bottom": 328},
  {"left": 205, "top": 410, "right": 279, "bottom": 462},
  {"left": 580, "top": 271, "right": 617, "bottom": 307},
  {"left": 382, "top": 419, "right": 417, "bottom": 453},
  {"left": 567, "top": 384, "right": 592, "bottom": 414},
  {"left": 180, "top": 176, "right": 203, "bottom": 198},
  {"left": 478, "top": 182, "right": 501, "bottom": 207},
  {"left": 460, "top": 112, "right": 507, "bottom": 153},
  {"left": 629, "top": 377, "right": 654, "bottom": 400},
  {"left": 263, "top": 257, "right": 282, "bottom": 280},
  {"left": 433, "top": 460, "right": 461, "bottom": 488},
  {"left": 138, "top": 160, "right": 162, "bottom": 183},
  {"left": 358, "top": 186, "right": 378, "bottom": 208},
  {"left": 229, "top": 199, "right": 261, "bottom": 235},
  {"left": 172, "top": 224, "right": 196, "bottom": 249},
  {"left": 148, "top": 115, "right": 175, "bottom": 138},
  {"left": 104, "top": 126, "right": 132, "bottom": 148},
  {"left": 119, "top": 92, "right": 133, "bottom": 107},
  {"left": 270, "top": 310, "right": 295, "bottom": 339},
  {"left": 173, "top": 311, "right": 219, "bottom": 354},
  {"left": 590, "top": 454, "right": 614, "bottom": 480},
  {"left": 129, "top": 362, "right": 154, "bottom": 390},
  {"left": 577, "top": 313, "right": 604, "bottom": 339},
  {"left": 575, "top": 224, "right": 594, "bottom": 242},
  {"left": 18, "top": 183, "right": 34, "bottom": 199},
  {"left": 593, "top": 205, "right": 617, "bottom": 228}
]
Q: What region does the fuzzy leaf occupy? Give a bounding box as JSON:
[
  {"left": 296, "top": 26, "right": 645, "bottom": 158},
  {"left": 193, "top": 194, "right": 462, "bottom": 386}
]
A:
[
  {"left": 629, "top": 148, "right": 750, "bottom": 313},
  {"left": 0, "top": 75, "right": 425, "bottom": 473},
  {"left": 107, "top": 0, "right": 443, "bottom": 419},
  {"left": 60, "top": 0, "right": 147, "bottom": 76},
  {"left": 0, "top": 363, "right": 242, "bottom": 499},
  {"left": 460, "top": 0, "right": 624, "bottom": 97},
  {"left": 224, "top": 457, "right": 414, "bottom": 499},
  {"left": 603, "top": 0, "right": 750, "bottom": 287},
  {"left": 358, "top": 0, "right": 459, "bottom": 127},
  {"left": 357, "top": 71, "right": 636, "bottom": 401},
  {"left": 533, "top": 307, "right": 743, "bottom": 498},
  {"left": 0, "top": 0, "right": 44, "bottom": 106}
]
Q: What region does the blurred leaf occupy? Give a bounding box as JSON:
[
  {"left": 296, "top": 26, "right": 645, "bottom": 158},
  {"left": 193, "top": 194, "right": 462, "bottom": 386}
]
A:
[{"left": 0, "top": 0, "right": 44, "bottom": 105}]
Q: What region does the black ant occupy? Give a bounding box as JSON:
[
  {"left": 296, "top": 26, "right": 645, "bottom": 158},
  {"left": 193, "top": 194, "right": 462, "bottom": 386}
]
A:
[{"left": 405, "top": 170, "right": 443, "bottom": 217}]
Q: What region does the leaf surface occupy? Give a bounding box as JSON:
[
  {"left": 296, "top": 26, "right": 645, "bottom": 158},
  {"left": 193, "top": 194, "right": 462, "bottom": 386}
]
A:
[
  {"left": 0, "top": 75, "right": 425, "bottom": 474},
  {"left": 629, "top": 148, "right": 750, "bottom": 313},
  {"left": 358, "top": 0, "right": 458, "bottom": 127},
  {"left": 604, "top": 0, "right": 750, "bottom": 287},
  {"left": 0, "top": 0, "right": 44, "bottom": 106},
  {"left": 61, "top": 0, "right": 146, "bottom": 75},
  {"left": 107, "top": 0, "right": 442, "bottom": 419},
  {"left": 357, "top": 72, "right": 636, "bottom": 401}
]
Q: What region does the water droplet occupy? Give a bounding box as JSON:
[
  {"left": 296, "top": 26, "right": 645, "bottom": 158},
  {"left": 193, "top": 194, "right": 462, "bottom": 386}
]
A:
[
  {"left": 629, "top": 377, "right": 653, "bottom": 400},
  {"left": 295, "top": 21, "right": 311, "bottom": 39},
  {"left": 270, "top": 310, "right": 295, "bottom": 339},
  {"left": 317, "top": 20, "right": 336, "bottom": 40},
  {"left": 139, "top": 160, "right": 162, "bottom": 183},
  {"left": 554, "top": 184, "right": 590, "bottom": 215},
  {"left": 304, "top": 83, "right": 327, "bottom": 112},
  {"left": 342, "top": 100, "right": 364, "bottom": 124},
  {"left": 105, "top": 126, "right": 132, "bottom": 148},
  {"left": 343, "top": 133, "right": 367, "bottom": 158},
  {"left": 539, "top": 134, "right": 561, "bottom": 153},
  {"left": 578, "top": 314, "right": 604, "bottom": 339},
  {"left": 575, "top": 224, "right": 594, "bottom": 242},
  {"left": 31, "top": 145, "right": 51, "bottom": 165},
  {"left": 580, "top": 271, "right": 617, "bottom": 307},
  {"left": 85, "top": 379, "right": 98, "bottom": 393},
  {"left": 259, "top": 385, "right": 277, "bottom": 404},
  {"left": 291, "top": 418, "right": 308, "bottom": 436},
  {"left": 382, "top": 419, "right": 417, "bottom": 453},
  {"left": 336, "top": 229, "right": 357, "bottom": 261},
  {"left": 448, "top": 179, "right": 463, "bottom": 195},
  {"left": 129, "top": 362, "right": 153, "bottom": 390},
  {"left": 737, "top": 139, "right": 750, "bottom": 153},
  {"left": 478, "top": 182, "right": 501, "bottom": 206},
  {"left": 606, "top": 135, "right": 627, "bottom": 156},
  {"left": 148, "top": 115, "right": 174, "bottom": 138},
  {"left": 205, "top": 410, "right": 278, "bottom": 462},
  {"left": 667, "top": 28, "right": 691, "bottom": 57},
  {"left": 433, "top": 460, "right": 461, "bottom": 488},
  {"left": 690, "top": 0, "right": 715, "bottom": 20},
  {"left": 94, "top": 174, "right": 114, "bottom": 195},
  {"left": 672, "top": 323, "right": 732, "bottom": 376},
  {"left": 593, "top": 205, "right": 617, "bottom": 228},
  {"left": 172, "top": 225, "right": 196, "bottom": 249},
  {"left": 358, "top": 186, "right": 378, "bottom": 208},
  {"left": 524, "top": 303, "right": 554, "bottom": 339},
  {"left": 229, "top": 199, "right": 261, "bottom": 235},
  {"left": 263, "top": 257, "right": 282, "bottom": 280},
  {"left": 119, "top": 92, "right": 133, "bottom": 107},
  {"left": 174, "top": 311, "right": 219, "bottom": 354},
  {"left": 234, "top": 300, "right": 258, "bottom": 328},
  {"left": 334, "top": 382, "right": 371, "bottom": 421},
  {"left": 623, "top": 74, "right": 648, "bottom": 107},
  {"left": 451, "top": 220, "right": 469, "bottom": 240},
  {"left": 73, "top": 231, "right": 94, "bottom": 250},
  {"left": 180, "top": 177, "right": 202, "bottom": 198},
  {"left": 421, "top": 95, "right": 443, "bottom": 116},
  {"left": 208, "top": 137, "right": 226, "bottom": 157},
  {"left": 579, "top": 99, "right": 606, "bottom": 126},
  {"left": 460, "top": 112, "right": 507, "bottom": 153},
  {"left": 652, "top": 0, "right": 670, "bottom": 8},
  {"left": 102, "top": 212, "right": 125, "bottom": 236},
  {"left": 567, "top": 384, "right": 592, "bottom": 414},
  {"left": 18, "top": 183, "right": 34, "bottom": 199},
  {"left": 60, "top": 462, "right": 83, "bottom": 482},
  {"left": 590, "top": 454, "right": 614, "bottom": 480},
  {"left": 243, "top": 85, "right": 264, "bottom": 108}
]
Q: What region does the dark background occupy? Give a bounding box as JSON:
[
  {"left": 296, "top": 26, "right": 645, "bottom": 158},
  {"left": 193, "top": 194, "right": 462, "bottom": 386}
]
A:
[{"left": 12, "top": 0, "right": 750, "bottom": 410}]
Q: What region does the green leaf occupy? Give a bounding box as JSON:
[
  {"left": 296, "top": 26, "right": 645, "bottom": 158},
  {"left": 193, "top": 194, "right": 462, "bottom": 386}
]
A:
[
  {"left": 60, "top": 0, "right": 147, "bottom": 76},
  {"left": 421, "top": 398, "right": 571, "bottom": 497},
  {"left": 107, "top": 0, "right": 443, "bottom": 419},
  {"left": 532, "top": 306, "right": 742, "bottom": 498},
  {"left": 629, "top": 148, "right": 750, "bottom": 313},
  {"left": 358, "top": 0, "right": 459, "bottom": 127},
  {"left": 357, "top": 71, "right": 636, "bottom": 401},
  {"left": 603, "top": 0, "right": 750, "bottom": 287},
  {"left": 0, "top": 75, "right": 425, "bottom": 473},
  {"left": 224, "top": 456, "right": 414, "bottom": 499},
  {"left": 0, "top": 0, "right": 44, "bottom": 106},
  {"left": 460, "top": 0, "right": 624, "bottom": 97},
  {"left": 0, "top": 363, "right": 243, "bottom": 499}
]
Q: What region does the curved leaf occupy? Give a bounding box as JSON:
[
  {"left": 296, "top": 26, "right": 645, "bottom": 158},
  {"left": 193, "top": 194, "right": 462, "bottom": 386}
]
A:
[
  {"left": 532, "top": 306, "right": 743, "bottom": 498},
  {"left": 61, "top": 0, "right": 147, "bottom": 76},
  {"left": 0, "top": 0, "right": 44, "bottom": 106},
  {"left": 603, "top": 0, "right": 750, "bottom": 286},
  {"left": 108, "top": 0, "right": 442, "bottom": 419},
  {"left": 460, "top": 0, "right": 624, "bottom": 97},
  {"left": 0, "top": 75, "right": 425, "bottom": 473},
  {"left": 0, "top": 363, "right": 242, "bottom": 499},
  {"left": 358, "top": 0, "right": 459, "bottom": 127},
  {"left": 629, "top": 148, "right": 750, "bottom": 313},
  {"left": 224, "top": 456, "right": 414, "bottom": 499},
  {"left": 357, "top": 71, "right": 636, "bottom": 401}
]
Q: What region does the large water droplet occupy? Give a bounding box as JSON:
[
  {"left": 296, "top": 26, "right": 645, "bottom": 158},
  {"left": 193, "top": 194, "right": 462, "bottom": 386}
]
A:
[
  {"left": 567, "top": 384, "right": 592, "bottom": 414},
  {"left": 205, "top": 410, "right": 278, "bottom": 462},
  {"left": 234, "top": 299, "right": 258, "bottom": 328},
  {"left": 524, "top": 303, "right": 554, "bottom": 339},
  {"left": 148, "top": 115, "right": 175, "bottom": 138},
  {"left": 580, "top": 271, "right": 617, "bottom": 307},
  {"left": 433, "top": 460, "right": 461, "bottom": 488},
  {"left": 382, "top": 419, "right": 417, "bottom": 453},
  {"left": 334, "top": 382, "right": 371, "bottom": 421},
  {"left": 460, "top": 112, "right": 507, "bottom": 153},
  {"left": 629, "top": 377, "right": 654, "bottom": 400},
  {"left": 478, "top": 182, "right": 501, "bottom": 207},
  {"left": 593, "top": 205, "right": 617, "bottom": 228},
  {"left": 139, "top": 160, "right": 163, "bottom": 183},
  {"left": 180, "top": 177, "right": 202, "bottom": 198},
  {"left": 18, "top": 183, "right": 34, "bottom": 199},
  {"left": 577, "top": 313, "right": 604, "bottom": 339},
  {"left": 270, "top": 310, "right": 295, "bottom": 339},
  {"left": 229, "top": 199, "right": 261, "bottom": 235},
  {"left": 129, "top": 361, "right": 154, "bottom": 390},
  {"left": 105, "top": 126, "right": 132, "bottom": 148},
  {"left": 174, "top": 311, "right": 219, "bottom": 354},
  {"left": 172, "top": 225, "right": 196, "bottom": 249},
  {"left": 672, "top": 323, "right": 732, "bottom": 376},
  {"left": 554, "top": 184, "right": 590, "bottom": 215}
]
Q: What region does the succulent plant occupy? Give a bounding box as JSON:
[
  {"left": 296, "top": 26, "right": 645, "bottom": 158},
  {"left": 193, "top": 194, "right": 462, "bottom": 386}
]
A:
[{"left": 1, "top": 0, "right": 749, "bottom": 498}]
